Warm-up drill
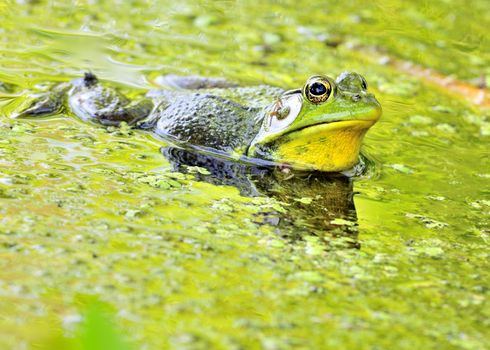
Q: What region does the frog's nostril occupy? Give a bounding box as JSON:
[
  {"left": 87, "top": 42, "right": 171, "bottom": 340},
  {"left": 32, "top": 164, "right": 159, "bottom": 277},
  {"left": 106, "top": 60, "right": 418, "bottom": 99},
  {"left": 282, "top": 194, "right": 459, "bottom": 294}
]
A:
[
  {"left": 360, "top": 76, "right": 368, "bottom": 90},
  {"left": 352, "top": 94, "right": 361, "bottom": 102}
]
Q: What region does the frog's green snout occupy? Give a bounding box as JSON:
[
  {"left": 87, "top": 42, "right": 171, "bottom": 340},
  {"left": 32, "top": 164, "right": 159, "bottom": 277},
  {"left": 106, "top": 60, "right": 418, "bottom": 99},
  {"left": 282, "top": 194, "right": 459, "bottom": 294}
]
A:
[
  {"left": 357, "top": 92, "right": 382, "bottom": 122},
  {"left": 335, "top": 71, "right": 382, "bottom": 122}
]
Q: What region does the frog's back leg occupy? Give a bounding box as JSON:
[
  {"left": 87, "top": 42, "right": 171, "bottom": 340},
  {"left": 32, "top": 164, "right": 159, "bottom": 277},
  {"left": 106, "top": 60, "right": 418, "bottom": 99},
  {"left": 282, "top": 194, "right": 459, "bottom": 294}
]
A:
[
  {"left": 154, "top": 74, "right": 238, "bottom": 90},
  {"left": 68, "top": 74, "right": 153, "bottom": 126},
  {"left": 13, "top": 73, "right": 153, "bottom": 126},
  {"left": 11, "top": 82, "right": 70, "bottom": 118}
]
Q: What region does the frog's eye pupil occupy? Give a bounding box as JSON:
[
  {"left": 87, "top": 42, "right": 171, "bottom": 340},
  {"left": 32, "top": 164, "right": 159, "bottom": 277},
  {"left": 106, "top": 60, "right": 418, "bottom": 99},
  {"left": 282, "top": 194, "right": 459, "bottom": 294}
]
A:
[{"left": 310, "top": 82, "right": 327, "bottom": 96}]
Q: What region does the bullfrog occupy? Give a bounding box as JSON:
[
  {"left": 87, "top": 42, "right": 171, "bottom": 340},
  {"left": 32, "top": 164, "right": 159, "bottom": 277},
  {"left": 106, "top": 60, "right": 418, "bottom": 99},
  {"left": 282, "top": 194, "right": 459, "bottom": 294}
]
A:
[{"left": 14, "top": 71, "right": 381, "bottom": 172}]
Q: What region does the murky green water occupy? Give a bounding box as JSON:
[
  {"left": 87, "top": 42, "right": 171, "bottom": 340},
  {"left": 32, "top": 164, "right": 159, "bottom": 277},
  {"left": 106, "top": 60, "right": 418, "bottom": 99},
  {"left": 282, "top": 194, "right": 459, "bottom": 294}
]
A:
[{"left": 0, "top": 1, "right": 489, "bottom": 349}]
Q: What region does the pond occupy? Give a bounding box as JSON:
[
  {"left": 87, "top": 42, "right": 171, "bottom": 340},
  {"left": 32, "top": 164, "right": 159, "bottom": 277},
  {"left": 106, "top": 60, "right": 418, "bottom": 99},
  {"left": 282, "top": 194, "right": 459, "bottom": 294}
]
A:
[{"left": 0, "top": 1, "right": 488, "bottom": 349}]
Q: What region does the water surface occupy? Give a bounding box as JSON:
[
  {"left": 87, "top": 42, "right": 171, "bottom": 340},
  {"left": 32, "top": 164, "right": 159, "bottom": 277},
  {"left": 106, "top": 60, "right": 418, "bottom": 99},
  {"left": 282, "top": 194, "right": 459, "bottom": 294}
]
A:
[{"left": 0, "top": 1, "right": 488, "bottom": 349}]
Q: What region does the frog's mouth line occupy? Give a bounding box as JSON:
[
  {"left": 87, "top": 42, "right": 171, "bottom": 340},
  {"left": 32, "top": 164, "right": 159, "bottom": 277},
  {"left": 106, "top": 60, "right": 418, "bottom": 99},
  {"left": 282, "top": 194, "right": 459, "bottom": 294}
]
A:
[
  {"left": 273, "top": 101, "right": 382, "bottom": 141},
  {"left": 281, "top": 119, "right": 377, "bottom": 139}
]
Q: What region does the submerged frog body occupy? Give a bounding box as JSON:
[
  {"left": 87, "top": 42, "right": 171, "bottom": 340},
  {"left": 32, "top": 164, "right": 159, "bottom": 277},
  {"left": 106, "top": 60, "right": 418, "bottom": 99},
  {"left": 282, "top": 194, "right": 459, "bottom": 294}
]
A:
[
  {"left": 163, "top": 146, "right": 360, "bottom": 247},
  {"left": 15, "top": 72, "right": 381, "bottom": 172}
]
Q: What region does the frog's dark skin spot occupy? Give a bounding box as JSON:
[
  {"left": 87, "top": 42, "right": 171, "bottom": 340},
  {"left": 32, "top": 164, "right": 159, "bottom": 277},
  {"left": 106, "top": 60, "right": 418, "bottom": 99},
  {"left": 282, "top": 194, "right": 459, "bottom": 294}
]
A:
[{"left": 83, "top": 72, "right": 98, "bottom": 87}]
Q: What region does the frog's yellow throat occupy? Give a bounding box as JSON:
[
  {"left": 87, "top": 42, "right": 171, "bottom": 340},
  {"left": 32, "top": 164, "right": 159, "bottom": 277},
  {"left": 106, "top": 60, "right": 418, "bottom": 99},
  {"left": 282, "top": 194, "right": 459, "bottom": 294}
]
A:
[{"left": 272, "top": 120, "right": 375, "bottom": 172}]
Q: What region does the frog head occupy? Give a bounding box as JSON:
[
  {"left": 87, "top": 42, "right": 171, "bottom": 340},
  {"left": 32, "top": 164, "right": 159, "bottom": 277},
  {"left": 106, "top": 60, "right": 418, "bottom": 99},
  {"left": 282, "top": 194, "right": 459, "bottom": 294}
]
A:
[{"left": 248, "top": 72, "right": 382, "bottom": 172}]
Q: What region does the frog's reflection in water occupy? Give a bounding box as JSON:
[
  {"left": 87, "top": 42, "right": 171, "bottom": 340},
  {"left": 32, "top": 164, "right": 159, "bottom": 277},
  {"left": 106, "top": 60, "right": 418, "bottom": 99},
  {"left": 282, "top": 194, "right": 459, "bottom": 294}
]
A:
[{"left": 162, "top": 147, "right": 359, "bottom": 249}]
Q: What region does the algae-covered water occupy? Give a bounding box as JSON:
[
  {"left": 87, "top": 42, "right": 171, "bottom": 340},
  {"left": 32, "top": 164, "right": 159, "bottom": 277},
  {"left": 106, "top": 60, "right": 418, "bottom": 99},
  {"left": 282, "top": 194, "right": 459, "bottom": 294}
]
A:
[{"left": 0, "top": 1, "right": 489, "bottom": 349}]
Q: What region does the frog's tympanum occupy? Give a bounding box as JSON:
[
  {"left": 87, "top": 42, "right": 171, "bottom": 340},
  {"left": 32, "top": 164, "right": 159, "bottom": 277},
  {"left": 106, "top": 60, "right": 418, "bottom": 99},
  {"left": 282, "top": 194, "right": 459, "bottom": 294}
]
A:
[{"left": 15, "top": 72, "right": 381, "bottom": 172}]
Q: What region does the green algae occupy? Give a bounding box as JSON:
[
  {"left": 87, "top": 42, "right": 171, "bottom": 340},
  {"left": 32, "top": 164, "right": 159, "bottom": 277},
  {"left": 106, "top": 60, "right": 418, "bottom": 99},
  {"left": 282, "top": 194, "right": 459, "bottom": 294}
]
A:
[{"left": 0, "top": 1, "right": 489, "bottom": 349}]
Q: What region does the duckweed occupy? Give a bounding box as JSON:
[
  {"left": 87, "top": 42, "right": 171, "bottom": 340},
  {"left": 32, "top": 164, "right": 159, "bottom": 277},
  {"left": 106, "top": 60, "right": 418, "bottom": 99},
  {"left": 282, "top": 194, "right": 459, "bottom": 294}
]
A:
[{"left": 0, "top": 1, "right": 489, "bottom": 349}]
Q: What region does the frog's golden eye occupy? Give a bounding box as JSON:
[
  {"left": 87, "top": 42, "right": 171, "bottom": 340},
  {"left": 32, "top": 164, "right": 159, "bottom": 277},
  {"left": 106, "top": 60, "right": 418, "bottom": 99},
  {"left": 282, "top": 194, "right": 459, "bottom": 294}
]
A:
[{"left": 303, "top": 76, "right": 332, "bottom": 104}]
